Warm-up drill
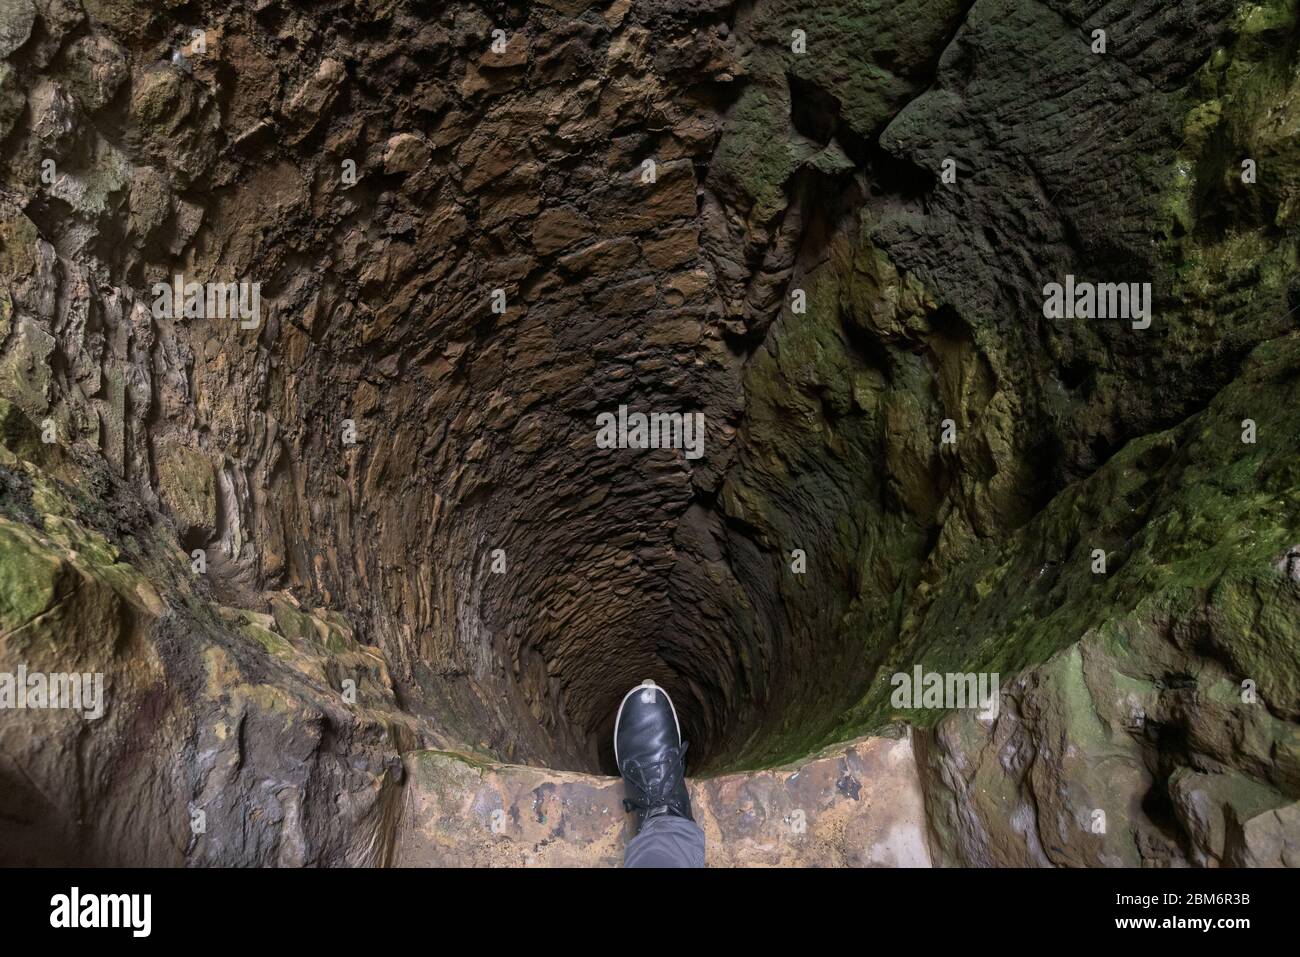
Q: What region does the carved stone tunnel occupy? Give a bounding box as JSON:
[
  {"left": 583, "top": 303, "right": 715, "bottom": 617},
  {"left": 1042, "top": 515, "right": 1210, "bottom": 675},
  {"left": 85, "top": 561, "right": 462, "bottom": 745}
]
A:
[{"left": 1, "top": 0, "right": 1298, "bottom": 867}]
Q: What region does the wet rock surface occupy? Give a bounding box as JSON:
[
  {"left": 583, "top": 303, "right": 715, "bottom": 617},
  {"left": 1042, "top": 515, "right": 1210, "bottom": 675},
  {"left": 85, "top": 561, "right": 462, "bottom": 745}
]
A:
[{"left": 0, "top": 0, "right": 1297, "bottom": 865}]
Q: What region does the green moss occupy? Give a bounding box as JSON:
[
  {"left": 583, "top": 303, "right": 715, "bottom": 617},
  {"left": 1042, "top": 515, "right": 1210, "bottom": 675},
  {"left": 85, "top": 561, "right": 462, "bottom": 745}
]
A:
[
  {"left": 835, "top": 334, "right": 1300, "bottom": 739},
  {"left": 1159, "top": 0, "right": 1300, "bottom": 237},
  {"left": 268, "top": 597, "right": 359, "bottom": 654},
  {"left": 711, "top": 84, "right": 799, "bottom": 223},
  {"left": 715, "top": 174, "right": 1299, "bottom": 774},
  {"left": 317, "top": 612, "right": 358, "bottom": 653},
  {"left": 708, "top": 231, "right": 943, "bottom": 772},
  {"left": 0, "top": 521, "right": 62, "bottom": 636},
  {"left": 270, "top": 596, "right": 317, "bottom": 644},
  {"left": 251, "top": 623, "right": 291, "bottom": 657}
]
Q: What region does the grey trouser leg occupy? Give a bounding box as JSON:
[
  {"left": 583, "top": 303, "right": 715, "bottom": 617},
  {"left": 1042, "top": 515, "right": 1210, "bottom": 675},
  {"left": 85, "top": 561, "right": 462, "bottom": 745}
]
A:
[{"left": 624, "top": 814, "right": 706, "bottom": 868}]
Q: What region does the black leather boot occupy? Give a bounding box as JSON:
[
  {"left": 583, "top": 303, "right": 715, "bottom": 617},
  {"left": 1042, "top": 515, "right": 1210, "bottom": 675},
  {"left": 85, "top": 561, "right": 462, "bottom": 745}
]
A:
[{"left": 614, "top": 679, "right": 694, "bottom": 831}]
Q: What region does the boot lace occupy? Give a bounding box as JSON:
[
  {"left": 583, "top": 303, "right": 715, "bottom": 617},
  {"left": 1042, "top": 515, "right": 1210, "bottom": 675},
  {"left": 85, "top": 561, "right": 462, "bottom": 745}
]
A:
[{"left": 622, "top": 740, "right": 689, "bottom": 816}]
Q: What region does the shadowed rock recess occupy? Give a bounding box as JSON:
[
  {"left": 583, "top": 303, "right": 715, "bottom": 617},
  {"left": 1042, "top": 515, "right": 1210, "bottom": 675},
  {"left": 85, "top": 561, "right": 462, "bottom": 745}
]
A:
[{"left": 0, "top": 0, "right": 1297, "bottom": 867}]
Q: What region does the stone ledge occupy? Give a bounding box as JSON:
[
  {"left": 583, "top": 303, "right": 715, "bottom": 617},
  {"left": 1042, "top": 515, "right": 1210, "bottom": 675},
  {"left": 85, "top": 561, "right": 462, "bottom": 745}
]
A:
[{"left": 395, "top": 728, "right": 932, "bottom": 867}]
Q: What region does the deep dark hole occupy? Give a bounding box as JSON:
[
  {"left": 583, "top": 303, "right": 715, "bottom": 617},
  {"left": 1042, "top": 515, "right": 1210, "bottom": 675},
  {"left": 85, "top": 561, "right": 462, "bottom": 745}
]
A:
[
  {"left": 788, "top": 73, "right": 841, "bottom": 145},
  {"left": 868, "top": 142, "right": 938, "bottom": 199}
]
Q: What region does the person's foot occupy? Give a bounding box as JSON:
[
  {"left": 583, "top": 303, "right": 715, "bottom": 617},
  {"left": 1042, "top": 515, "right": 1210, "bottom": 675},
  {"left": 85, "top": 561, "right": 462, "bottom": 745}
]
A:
[{"left": 614, "top": 679, "right": 693, "bottom": 830}]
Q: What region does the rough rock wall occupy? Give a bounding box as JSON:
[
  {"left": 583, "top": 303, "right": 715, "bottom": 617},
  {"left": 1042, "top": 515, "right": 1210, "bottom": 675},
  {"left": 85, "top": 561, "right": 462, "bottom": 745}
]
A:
[
  {"left": 0, "top": 0, "right": 984, "bottom": 779},
  {"left": 699, "top": 0, "right": 1300, "bottom": 861},
  {"left": 915, "top": 338, "right": 1300, "bottom": 866},
  {"left": 0, "top": 439, "right": 415, "bottom": 865},
  {"left": 0, "top": 0, "right": 1297, "bottom": 867}
]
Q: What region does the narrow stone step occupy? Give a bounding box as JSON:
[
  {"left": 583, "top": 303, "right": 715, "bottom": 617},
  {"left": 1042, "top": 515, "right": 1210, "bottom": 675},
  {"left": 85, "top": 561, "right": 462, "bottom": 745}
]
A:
[{"left": 395, "top": 729, "right": 931, "bottom": 867}]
